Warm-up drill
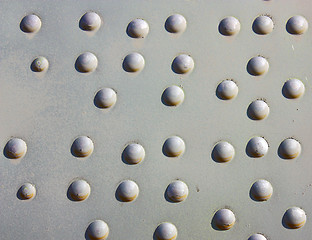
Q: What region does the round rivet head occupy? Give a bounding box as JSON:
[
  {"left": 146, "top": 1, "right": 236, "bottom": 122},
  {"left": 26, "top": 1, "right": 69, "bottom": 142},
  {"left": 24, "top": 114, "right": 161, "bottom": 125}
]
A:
[
  {"left": 123, "top": 52, "right": 145, "bottom": 72},
  {"left": 278, "top": 138, "right": 301, "bottom": 159},
  {"left": 79, "top": 12, "right": 101, "bottom": 31},
  {"left": 216, "top": 80, "right": 238, "bottom": 100},
  {"left": 250, "top": 179, "right": 273, "bottom": 201},
  {"left": 248, "top": 234, "right": 267, "bottom": 240},
  {"left": 282, "top": 79, "right": 305, "bottom": 99},
  {"left": 247, "top": 100, "right": 269, "bottom": 120},
  {"left": 71, "top": 136, "right": 94, "bottom": 158},
  {"left": 86, "top": 220, "right": 109, "bottom": 240},
  {"left": 213, "top": 209, "right": 236, "bottom": 230},
  {"left": 283, "top": 207, "right": 306, "bottom": 229},
  {"left": 68, "top": 179, "right": 91, "bottom": 201},
  {"left": 247, "top": 56, "right": 269, "bottom": 76},
  {"left": 20, "top": 14, "right": 41, "bottom": 33},
  {"left": 163, "top": 136, "right": 185, "bottom": 157},
  {"left": 219, "top": 17, "right": 240, "bottom": 36},
  {"left": 122, "top": 143, "right": 145, "bottom": 164},
  {"left": 127, "top": 18, "right": 149, "bottom": 38},
  {"left": 94, "top": 88, "right": 117, "bottom": 109},
  {"left": 246, "top": 137, "right": 268, "bottom": 158},
  {"left": 31, "top": 56, "right": 49, "bottom": 72},
  {"left": 4, "top": 138, "right": 27, "bottom": 159},
  {"left": 166, "top": 180, "right": 189, "bottom": 202},
  {"left": 286, "top": 16, "right": 308, "bottom": 35},
  {"left": 116, "top": 180, "right": 139, "bottom": 202},
  {"left": 75, "top": 52, "right": 98, "bottom": 73},
  {"left": 172, "top": 54, "right": 194, "bottom": 74},
  {"left": 18, "top": 183, "right": 36, "bottom": 200},
  {"left": 212, "top": 141, "right": 235, "bottom": 163},
  {"left": 253, "top": 16, "right": 274, "bottom": 35},
  {"left": 165, "top": 14, "right": 187, "bottom": 33},
  {"left": 154, "top": 222, "right": 178, "bottom": 240},
  {"left": 162, "top": 86, "right": 185, "bottom": 106}
]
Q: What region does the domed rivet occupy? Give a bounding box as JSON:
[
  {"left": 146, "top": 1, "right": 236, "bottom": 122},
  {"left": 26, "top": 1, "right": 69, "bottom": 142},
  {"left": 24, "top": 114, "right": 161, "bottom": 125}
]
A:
[
  {"left": 71, "top": 136, "right": 94, "bottom": 158},
  {"left": 250, "top": 179, "right": 273, "bottom": 201},
  {"left": 219, "top": 17, "right": 240, "bottom": 36},
  {"left": 282, "top": 79, "right": 305, "bottom": 99},
  {"left": 31, "top": 56, "right": 49, "bottom": 72},
  {"left": 248, "top": 234, "right": 268, "bottom": 240},
  {"left": 283, "top": 207, "right": 306, "bottom": 229},
  {"left": 4, "top": 138, "right": 27, "bottom": 159},
  {"left": 67, "top": 179, "right": 91, "bottom": 201},
  {"left": 154, "top": 222, "right": 178, "bottom": 240},
  {"left": 247, "top": 56, "right": 269, "bottom": 76},
  {"left": 94, "top": 88, "right": 117, "bottom": 109},
  {"left": 116, "top": 180, "right": 139, "bottom": 202},
  {"left": 172, "top": 54, "right": 194, "bottom": 74},
  {"left": 253, "top": 16, "right": 274, "bottom": 35},
  {"left": 278, "top": 138, "right": 301, "bottom": 159},
  {"left": 247, "top": 100, "right": 269, "bottom": 120},
  {"left": 20, "top": 14, "right": 41, "bottom": 33},
  {"left": 18, "top": 183, "right": 36, "bottom": 200},
  {"left": 163, "top": 136, "right": 185, "bottom": 157},
  {"left": 127, "top": 19, "right": 149, "bottom": 38},
  {"left": 75, "top": 52, "right": 98, "bottom": 73},
  {"left": 122, "top": 143, "right": 145, "bottom": 164},
  {"left": 212, "top": 141, "right": 235, "bottom": 163},
  {"left": 86, "top": 220, "right": 109, "bottom": 240},
  {"left": 246, "top": 137, "right": 268, "bottom": 158},
  {"left": 165, "top": 14, "right": 187, "bottom": 33},
  {"left": 79, "top": 12, "right": 101, "bottom": 31},
  {"left": 166, "top": 180, "right": 189, "bottom": 202},
  {"left": 162, "top": 86, "right": 185, "bottom": 106},
  {"left": 123, "top": 52, "right": 145, "bottom": 72},
  {"left": 286, "top": 16, "right": 308, "bottom": 35},
  {"left": 216, "top": 80, "right": 238, "bottom": 100},
  {"left": 213, "top": 208, "right": 236, "bottom": 230}
]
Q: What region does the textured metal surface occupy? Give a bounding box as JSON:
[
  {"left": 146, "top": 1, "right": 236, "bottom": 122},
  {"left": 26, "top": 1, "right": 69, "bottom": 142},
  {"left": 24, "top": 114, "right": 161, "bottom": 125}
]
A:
[{"left": 1, "top": 0, "right": 312, "bottom": 239}]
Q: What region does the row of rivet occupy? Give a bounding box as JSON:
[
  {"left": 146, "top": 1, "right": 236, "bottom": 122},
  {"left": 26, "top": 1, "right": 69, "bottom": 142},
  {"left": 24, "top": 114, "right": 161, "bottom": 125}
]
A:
[{"left": 20, "top": 13, "right": 309, "bottom": 36}]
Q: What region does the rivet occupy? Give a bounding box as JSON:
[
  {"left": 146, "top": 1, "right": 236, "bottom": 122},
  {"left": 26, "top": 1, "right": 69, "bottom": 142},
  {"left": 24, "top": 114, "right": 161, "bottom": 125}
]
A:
[
  {"left": 247, "top": 56, "right": 269, "bottom": 76},
  {"left": 4, "top": 138, "right": 27, "bottom": 159},
  {"left": 122, "top": 143, "right": 145, "bottom": 164},
  {"left": 252, "top": 16, "right": 274, "bottom": 35},
  {"left": 123, "top": 52, "right": 145, "bottom": 72},
  {"left": 162, "top": 86, "right": 185, "bottom": 106},
  {"left": 250, "top": 179, "right": 273, "bottom": 201},
  {"left": 127, "top": 18, "right": 149, "bottom": 38},
  {"left": 278, "top": 138, "right": 301, "bottom": 159},
  {"left": 247, "top": 100, "right": 269, "bottom": 120},
  {"left": 216, "top": 80, "right": 238, "bottom": 100},
  {"left": 165, "top": 14, "right": 187, "bottom": 33},
  {"left": 219, "top": 17, "right": 240, "bottom": 36},
  {"left": 213, "top": 208, "right": 236, "bottom": 230},
  {"left": 20, "top": 14, "right": 41, "bottom": 33},
  {"left": 75, "top": 52, "right": 98, "bottom": 73},
  {"left": 94, "top": 88, "right": 117, "bottom": 109},
  {"left": 68, "top": 179, "right": 91, "bottom": 201},
  {"left": 172, "top": 54, "right": 194, "bottom": 74},
  {"left": 283, "top": 207, "right": 306, "bottom": 229},
  {"left": 246, "top": 137, "right": 268, "bottom": 158},
  {"left": 166, "top": 180, "right": 189, "bottom": 202},
  {"left": 286, "top": 16, "right": 308, "bottom": 35},
  {"left": 212, "top": 141, "right": 235, "bottom": 163},
  {"left": 116, "top": 180, "right": 139, "bottom": 202},
  {"left": 248, "top": 234, "right": 267, "bottom": 240},
  {"left": 18, "top": 183, "right": 36, "bottom": 200},
  {"left": 71, "top": 136, "right": 94, "bottom": 158},
  {"left": 154, "top": 222, "right": 178, "bottom": 240},
  {"left": 31, "top": 56, "right": 49, "bottom": 72},
  {"left": 163, "top": 136, "right": 185, "bottom": 157},
  {"left": 79, "top": 12, "right": 101, "bottom": 31},
  {"left": 86, "top": 220, "right": 109, "bottom": 240},
  {"left": 282, "top": 79, "right": 305, "bottom": 99}
]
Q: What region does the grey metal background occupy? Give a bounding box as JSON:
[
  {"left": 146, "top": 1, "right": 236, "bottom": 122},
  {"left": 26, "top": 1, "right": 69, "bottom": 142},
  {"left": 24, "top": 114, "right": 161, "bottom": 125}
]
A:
[{"left": 0, "top": 0, "right": 312, "bottom": 239}]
